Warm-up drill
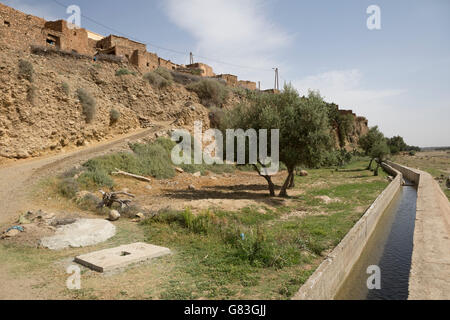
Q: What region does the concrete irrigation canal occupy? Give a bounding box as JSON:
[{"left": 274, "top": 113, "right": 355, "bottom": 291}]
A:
[
  {"left": 335, "top": 182, "right": 417, "bottom": 300},
  {"left": 293, "top": 162, "right": 450, "bottom": 300}
]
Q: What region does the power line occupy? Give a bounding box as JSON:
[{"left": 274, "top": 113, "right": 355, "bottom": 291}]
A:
[{"left": 50, "top": 0, "right": 272, "bottom": 72}]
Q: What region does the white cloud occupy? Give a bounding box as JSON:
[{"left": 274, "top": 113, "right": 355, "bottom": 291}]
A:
[
  {"left": 293, "top": 69, "right": 405, "bottom": 108},
  {"left": 163, "top": 0, "right": 292, "bottom": 86}
]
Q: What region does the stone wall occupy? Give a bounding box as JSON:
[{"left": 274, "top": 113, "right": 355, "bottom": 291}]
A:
[
  {"left": 238, "top": 80, "right": 257, "bottom": 90},
  {"left": 215, "top": 74, "right": 238, "bottom": 87},
  {"left": 186, "top": 63, "right": 215, "bottom": 77},
  {"left": 0, "top": 3, "right": 46, "bottom": 50}
]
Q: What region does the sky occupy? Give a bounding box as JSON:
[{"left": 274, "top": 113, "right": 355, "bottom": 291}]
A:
[{"left": 2, "top": 0, "right": 449, "bottom": 147}]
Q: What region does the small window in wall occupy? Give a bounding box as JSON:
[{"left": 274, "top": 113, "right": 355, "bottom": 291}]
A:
[
  {"left": 46, "top": 34, "right": 60, "bottom": 47},
  {"left": 4, "top": 21, "right": 11, "bottom": 27},
  {"left": 146, "top": 62, "right": 150, "bottom": 67}
]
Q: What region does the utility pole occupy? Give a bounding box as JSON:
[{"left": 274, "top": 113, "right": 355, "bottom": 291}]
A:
[
  {"left": 189, "top": 52, "right": 194, "bottom": 65},
  {"left": 273, "top": 68, "right": 279, "bottom": 91},
  {"left": 258, "top": 81, "right": 261, "bottom": 91}
]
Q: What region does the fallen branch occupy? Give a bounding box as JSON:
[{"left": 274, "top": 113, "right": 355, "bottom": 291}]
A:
[
  {"left": 98, "top": 190, "right": 136, "bottom": 209},
  {"left": 111, "top": 168, "right": 151, "bottom": 182}
]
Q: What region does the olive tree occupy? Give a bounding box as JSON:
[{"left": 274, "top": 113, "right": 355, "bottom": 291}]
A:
[
  {"left": 358, "top": 126, "right": 385, "bottom": 170},
  {"left": 370, "top": 140, "right": 390, "bottom": 176},
  {"left": 220, "top": 85, "right": 332, "bottom": 197}
]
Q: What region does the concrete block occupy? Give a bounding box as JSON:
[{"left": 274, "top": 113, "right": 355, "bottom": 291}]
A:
[{"left": 74, "top": 242, "right": 171, "bottom": 272}]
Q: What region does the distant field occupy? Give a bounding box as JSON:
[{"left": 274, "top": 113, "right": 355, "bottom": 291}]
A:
[{"left": 392, "top": 151, "right": 450, "bottom": 200}]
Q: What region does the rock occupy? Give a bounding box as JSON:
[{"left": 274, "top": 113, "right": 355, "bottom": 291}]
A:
[
  {"left": 299, "top": 170, "right": 308, "bottom": 177},
  {"left": 188, "top": 184, "right": 196, "bottom": 191},
  {"left": 109, "top": 210, "right": 121, "bottom": 222},
  {"left": 175, "top": 167, "right": 184, "bottom": 173},
  {"left": 40, "top": 219, "right": 116, "bottom": 250},
  {"left": 210, "top": 176, "right": 218, "bottom": 180},
  {"left": 18, "top": 215, "right": 31, "bottom": 225},
  {"left": 122, "top": 188, "right": 130, "bottom": 193},
  {"left": 135, "top": 213, "right": 145, "bottom": 220},
  {"left": 4, "top": 229, "right": 20, "bottom": 238},
  {"left": 145, "top": 185, "right": 152, "bottom": 190},
  {"left": 193, "top": 171, "right": 201, "bottom": 177}
]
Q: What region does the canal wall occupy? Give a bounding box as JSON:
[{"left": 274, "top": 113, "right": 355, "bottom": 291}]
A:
[
  {"left": 292, "top": 163, "right": 403, "bottom": 300},
  {"left": 385, "top": 161, "right": 421, "bottom": 185},
  {"left": 403, "top": 168, "right": 450, "bottom": 299}
]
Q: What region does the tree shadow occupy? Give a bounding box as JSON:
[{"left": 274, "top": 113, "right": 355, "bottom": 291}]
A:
[{"left": 163, "top": 184, "right": 286, "bottom": 207}]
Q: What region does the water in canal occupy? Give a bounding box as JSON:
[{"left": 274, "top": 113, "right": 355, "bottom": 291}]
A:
[{"left": 335, "top": 183, "right": 417, "bottom": 300}]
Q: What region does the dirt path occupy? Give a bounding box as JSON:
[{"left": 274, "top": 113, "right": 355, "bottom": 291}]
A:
[{"left": 0, "top": 125, "right": 167, "bottom": 227}]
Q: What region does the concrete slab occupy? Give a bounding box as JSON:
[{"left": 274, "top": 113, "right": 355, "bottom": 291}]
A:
[
  {"left": 74, "top": 242, "right": 171, "bottom": 272},
  {"left": 40, "top": 219, "right": 116, "bottom": 250}
]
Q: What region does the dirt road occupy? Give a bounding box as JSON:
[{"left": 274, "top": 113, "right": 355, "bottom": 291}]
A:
[{"left": 0, "top": 125, "right": 166, "bottom": 227}]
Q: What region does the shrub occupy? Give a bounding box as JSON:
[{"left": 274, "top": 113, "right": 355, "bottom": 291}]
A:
[
  {"left": 30, "top": 45, "right": 89, "bottom": 59},
  {"left": 76, "top": 88, "right": 96, "bottom": 123},
  {"left": 115, "top": 68, "right": 136, "bottom": 76},
  {"left": 170, "top": 71, "right": 202, "bottom": 86},
  {"left": 77, "top": 168, "right": 114, "bottom": 189},
  {"left": 57, "top": 177, "right": 79, "bottom": 198},
  {"left": 154, "top": 67, "right": 173, "bottom": 82},
  {"left": 18, "top": 59, "right": 34, "bottom": 82},
  {"left": 143, "top": 71, "right": 171, "bottom": 89},
  {"left": 186, "top": 79, "right": 229, "bottom": 107},
  {"left": 95, "top": 54, "right": 123, "bottom": 63},
  {"left": 110, "top": 108, "right": 121, "bottom": 124},
  {"left": 61, "top": 82, "right": 70, "bottom": 96},
  {"left": 27, "top": 85, "right": 37, "bottom": 105}
]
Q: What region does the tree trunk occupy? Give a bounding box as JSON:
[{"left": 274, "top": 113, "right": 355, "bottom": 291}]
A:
[
  {"left": 253, "top": 164, "right": 275, "bottom": 197},
  {"left": 288, "top": 171, "right": 295, "bottom": 189},
  {"left": 367, "top": 158, "right": 374, "bottom": 170},
  {"left": 279, "top": 167, "right": 294, "bottom": 197},
  {"left": 374, "top": 162, "right": 380, "bottom": 176}
]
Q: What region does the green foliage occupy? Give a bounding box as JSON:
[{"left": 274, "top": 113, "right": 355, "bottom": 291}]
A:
[
  {"left": 57, "top": 178, "right": 79, "bottom": 198},
  {"left": 220, "top": 85, "right": 332, "bottom": 196},
  {"left": 370, "top": 140, "right": 390, "bottom": 176},
  {"left": 387, "top": 135, "right": 420, "bottom": 154},
  {"left": 187, "top": 79, "right": 229, "bottom": 107},
  {"left": 154, "top": 67, "right": 173, "bottom": 82},
  {"left": 358, "top": 126, "right": 385, "bottom": 156},
  {"left": 80, "top": 137, "right": 176, "bottom": 188},
  {"left": 109, "top": 108, "right": 121, "bottom": 124},
  {"left": 76, "top": 88, "right": 96, "bottom": 123},
  {"left": 143, "top": 71, "right": 171, "bottom": 89},
  {"left": 18, "top": 59, "right": 34, "bottom": 82},
  {"left": 78, "top": 168, "right": 115, "bottom": 189},
  {"left": 387, "top": 135, "right": 407, "bottom": 154},
  {"left": 61, "top": 82, "right": 70, "bottom": 96},
  {"left": 115, "top": 68, "right": 136, "bottom": 76}
]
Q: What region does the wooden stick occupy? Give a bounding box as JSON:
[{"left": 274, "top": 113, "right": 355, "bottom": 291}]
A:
[{"left": 111, "top": 168, "right": 151, "bottom": 182}]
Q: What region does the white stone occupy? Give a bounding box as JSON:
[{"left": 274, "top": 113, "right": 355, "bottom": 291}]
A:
[
  {"left": 74, "top": 242, "right": 171, "bottom": 272},
  {"left": 40, "top": 219, "right": 116, "bottom": 250},
  {"left": 109, "top": 210, "right": 120, "bottom": 221}
]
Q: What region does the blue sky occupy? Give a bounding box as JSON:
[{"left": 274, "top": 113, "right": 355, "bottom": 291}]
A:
[{"left": 3, "top": 0, "right": 449, "bottom": 147}]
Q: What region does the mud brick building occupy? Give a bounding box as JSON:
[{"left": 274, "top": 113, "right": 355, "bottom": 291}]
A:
[
  {"left": 0, "top": 2, "right": 258, "bottom": 90},
  {"left": 238, "top": 80, "right": 257, "bottom": 90}
]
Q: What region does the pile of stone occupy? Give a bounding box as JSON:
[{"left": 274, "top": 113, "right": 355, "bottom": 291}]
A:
[{"left": 0, "top": 210, "right": 58, "bottom": 239}]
